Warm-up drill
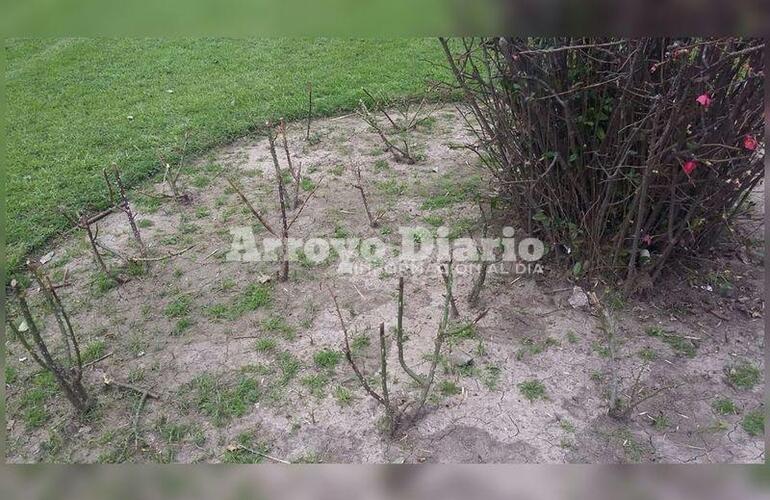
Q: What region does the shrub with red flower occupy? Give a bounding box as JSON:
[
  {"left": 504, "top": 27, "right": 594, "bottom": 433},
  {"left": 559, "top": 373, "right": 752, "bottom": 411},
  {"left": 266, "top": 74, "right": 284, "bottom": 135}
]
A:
[
  {"left": 441, "top": 37, "right": 764, "bottom": 292},
  {"left": 696, "top": 93, "right": 712, "bottom": 107}
]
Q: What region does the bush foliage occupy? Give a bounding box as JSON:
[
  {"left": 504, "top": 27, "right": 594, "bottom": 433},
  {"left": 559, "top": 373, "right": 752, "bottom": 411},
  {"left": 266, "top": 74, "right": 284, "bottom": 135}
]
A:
[{"left": 441, "top": 38, "right": 763, "bottom": 291}]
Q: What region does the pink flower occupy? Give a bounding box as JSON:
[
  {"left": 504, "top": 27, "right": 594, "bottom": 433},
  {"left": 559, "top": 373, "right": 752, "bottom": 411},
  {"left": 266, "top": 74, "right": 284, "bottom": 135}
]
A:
[
  {"left": 641, "top": 234, "right": 653, "bottom": 246},
  {"left": 743, "top": 134, "right": 758, "bottom": 151},
  {"left": 682, "top": 160, "right": 697, "bottom": 175},
  {"left": 696, "top": 93, "right": 712, "bottom": 107}
]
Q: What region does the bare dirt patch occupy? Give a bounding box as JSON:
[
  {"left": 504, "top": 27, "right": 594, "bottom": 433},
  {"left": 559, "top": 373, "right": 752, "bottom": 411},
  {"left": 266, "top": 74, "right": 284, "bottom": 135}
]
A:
[{"left": 5, "top": 106, "right": 764, "bottom": 463}]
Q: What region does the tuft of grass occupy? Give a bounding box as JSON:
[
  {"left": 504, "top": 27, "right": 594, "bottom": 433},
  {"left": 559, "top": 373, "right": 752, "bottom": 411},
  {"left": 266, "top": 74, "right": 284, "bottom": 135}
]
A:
[
  {"left": 20, "top": 371, "right": 58, "bottom": 429},
  {"left": 373, "top": 159, "right": 390, "bottom": 172},
  {"left": 237, "top": 283, "right": 273, "bottom": 311},
  {"left": 482, "top": 365, "right": 501, "bottom": 390},
  {"left": 518, "top": 379, "right": 547, "bottom": 402},
  {"left": 741, "top": 409, "right": 765, "bottom": 437},
  {"left": 645, "top": 326, "right": 697, "bottom": 358},
  {"left": 376, "top": 179, "right": 407, "bottom": 196},
  {"left": 351, "top": 333, "right": 370, "bottom": 352},
  {"left": 186, "top": 373, "right": 261, "bottom": 426},
  {"left": 5, "top": 365, "right": 18, "bottom": 384},
  {"left": 423, "top": 215, "right": 444, "bottom": 227},
  {"left": 334, "top": 385, "right": 352, "bottom": 406},
  {"left": 420, "top": 175, "right": 481, "bottom": 210},
  {"left": 313, "top": 349, "right": 342, "bottom": 370},
  {"left": 652, "top": 414, "right": 670, "bottom": 431},
  {"left": 300, "top": 177, "right": 316, "bottom": 192},
  {"left": 301, "top": 374, "right": 329, "bottom": 398},
  {"left": 516, "top": 336, "right": 560, "bottom": 360},
  {"left": 447, "top": 323, "right": 477, "bottom": 341},
  {"left": 616, "top": 429, "right": 646, "bottom": 463},
  {"left": 590, "top": 341, "right": 611, "bottom": 358},
  {"left": 277, "top": 351, "right": 301, "bottom": 385},
  {"left": 260, "top": 316, "right": 295, "bottom": 340},
  {"left": 416, "top": 116, "right": 437, "bottom": 131},
  {"left": 164, "top": 294, "right": 192, "bottom": 318},
  {"left": 155, "top": 416, "right": 191, "bottom": 444},
  {"left": 638, "top": 347, "right": 657, "bottom": 362},
  {"left": 81, "top": 339, "right": 106, "bottom": 363},
  {"left": 254, "top": 337, "right": 278, "bottom": 353},
  {"left": 712, "top": 398, "right": 739, "bottom": 415},
  {"left": 439, "top": 380, "right": 461, "bottom": 396},
  {"left": 206, "top": 303, "right": 230, "bottom": 320},
  {"left": 172, "top": 318, "right": 194, "bottom": 335},
  {"left": 725, "top": 361, "right": 761, "bottom": 390},
  {"left": 566, "top": 331, "right": 579, "bottom": 344},
  {"left": 332, "top": 224, "right": 350, "bottom": 238},
  {"left": 559, "top": 420, "right": 576, "bottom": 433},
  {"left": 92, "top": 272, "right": 117, "bottom": 295},
  {"left": 207, "top": 283, "right": 273, "bottom": 321},
  {"left": 223, "top": 432, "right": 269, "bottom": 464}
]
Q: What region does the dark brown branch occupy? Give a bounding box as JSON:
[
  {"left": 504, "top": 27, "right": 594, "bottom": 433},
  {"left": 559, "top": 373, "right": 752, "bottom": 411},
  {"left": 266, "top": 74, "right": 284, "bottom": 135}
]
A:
[
  {"left": 329, "top": 286, "right": 387, "bottom": 406},
  {"left": 225, "top": 176, "right": 277, "bottom": 236},
  {"left": 396, "top": 277, "right": 425, "bottom": 387}
]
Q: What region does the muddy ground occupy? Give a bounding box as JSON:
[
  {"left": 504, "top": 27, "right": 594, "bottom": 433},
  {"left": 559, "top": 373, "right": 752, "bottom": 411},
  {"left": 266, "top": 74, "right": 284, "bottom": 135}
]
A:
[{"left": 4, "top": 105, "right": 765, "bottom": 463}]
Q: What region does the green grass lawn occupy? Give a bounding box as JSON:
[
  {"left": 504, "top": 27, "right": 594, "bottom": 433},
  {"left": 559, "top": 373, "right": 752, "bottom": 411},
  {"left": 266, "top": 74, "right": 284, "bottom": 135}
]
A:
[{"left": 5, "top": 38, "right": 447, "bottom": 269}]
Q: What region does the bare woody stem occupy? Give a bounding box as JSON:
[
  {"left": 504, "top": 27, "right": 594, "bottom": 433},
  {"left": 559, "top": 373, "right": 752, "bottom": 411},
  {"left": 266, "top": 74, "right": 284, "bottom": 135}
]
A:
[
  {"left": 225, "top": 177, "right": 276, "bottom": 236},
  {"left": 329, "top": 286, "right": 386, "bottom": 406},
  {"left": 351, "top": 164, "right": 382, "bottom": 228},
  {"left": 378, "top": 322, "right": 395, "bottom": 432},
  {"left": 396, "top": 277, "right": 425, "bottom": 387},
  {"left": 407, "top": 261, "right": 454, "bottom": 427},
  {"left": 358, "top": 101, "right": 415, "bottom": 164},
  {"left": 267, "top": 129, "right": 290, "bottom": 281},
  {"left": 279, "top": 120, "right": 302, "bottom": 210},
  {"left": 8, "top": 280, "right": 91, "bottom": 412},
  {"left": 28, "top": 261, "right": 83, "bottom": 376},
  {"left": 468, "top": 201, "right": 491, "bottom": 307},
  {"left": 81, "top": 216, "right": 109, "bottom": 275},
  {"left": 111, "top": 164, "right": 146, "bottom": 256},
  {"left": 440, "top": 265, "right": 460, "bottom": 318}
]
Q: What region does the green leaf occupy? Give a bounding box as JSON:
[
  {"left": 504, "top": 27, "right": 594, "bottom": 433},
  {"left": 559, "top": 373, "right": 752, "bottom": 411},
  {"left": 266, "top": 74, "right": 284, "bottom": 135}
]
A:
[{"left": 572, "top": 261, "right": 583, "bottom": 277}]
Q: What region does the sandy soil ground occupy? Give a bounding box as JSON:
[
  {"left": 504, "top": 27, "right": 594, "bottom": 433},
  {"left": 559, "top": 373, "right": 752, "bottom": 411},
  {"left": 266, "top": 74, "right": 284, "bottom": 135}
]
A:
[{"left": 5, "top": 105, "right": 765, "bottom": 463}]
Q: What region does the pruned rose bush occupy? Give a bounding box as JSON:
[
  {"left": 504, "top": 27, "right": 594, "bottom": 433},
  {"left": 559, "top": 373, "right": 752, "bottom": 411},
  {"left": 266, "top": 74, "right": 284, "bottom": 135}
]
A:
[{"left": 440, "top": 37, "right": 764, "bottom": 292}]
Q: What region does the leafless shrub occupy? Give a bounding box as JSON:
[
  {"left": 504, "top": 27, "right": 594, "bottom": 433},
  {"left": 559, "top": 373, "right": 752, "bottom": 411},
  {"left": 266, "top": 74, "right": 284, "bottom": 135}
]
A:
[
  {"left": 67, "top": 164, "right": 193, "bottom": 279},
  {"left": 227, "top": 123, "right": 320, "bottom": 281},
  {"left": 357, "top": 100, "right": 416, "bottom": 164},
  {"left": 362, "top": 87, "right": 439, "bottom": 134},
  {"left": 440, "top": 37, "right": 764, "bottom": 293},
  {"left": 6, "top": 262, "right": 91, "bottom": 413},
  {"left": 349, "top": 163, "right": 384, "bottom": 228},
  {"left": 329, "top": 263, "right": 485, "bottom": 436},
  {"left": 105, "top": 164, "right": 147, "bottom": 257},
  {"left": 157, "top": 131, "right": 192, "bottom": 203},
  {"left": 467, "top": 201, "right": 493, "bottom": 308},
  {"left": 277, "top": 120, "right": 304, "bottom": 210}
]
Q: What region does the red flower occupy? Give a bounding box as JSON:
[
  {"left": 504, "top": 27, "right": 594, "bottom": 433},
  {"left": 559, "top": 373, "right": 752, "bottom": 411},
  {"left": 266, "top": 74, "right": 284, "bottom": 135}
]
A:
[
  {"left": 682, "top": 160, "right": 697, "bottom": 175},
  {"left": 743, "top": 134, "right": 758, "bottom": 151},
  {"left": 641, "top": 234, "right": 653, "bottom": 246},
  {"left": 695, "top": 93, "right": 712, "bottom": 107}
]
